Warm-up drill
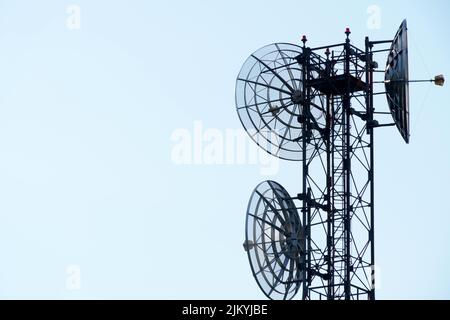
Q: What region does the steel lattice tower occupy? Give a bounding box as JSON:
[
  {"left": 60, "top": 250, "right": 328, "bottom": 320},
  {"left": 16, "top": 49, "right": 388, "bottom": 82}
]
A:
[
  {"left": 238, "top": 21, "right": 443, "bottom": 300},
  {"left": 299, "top": 32, "right": 376, "bottom": 299}
]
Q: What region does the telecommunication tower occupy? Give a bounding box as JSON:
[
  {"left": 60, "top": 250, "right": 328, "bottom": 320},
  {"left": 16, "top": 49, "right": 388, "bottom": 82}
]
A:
[{"left": 237, "top": 20, "right": 444, "bottom": 300}]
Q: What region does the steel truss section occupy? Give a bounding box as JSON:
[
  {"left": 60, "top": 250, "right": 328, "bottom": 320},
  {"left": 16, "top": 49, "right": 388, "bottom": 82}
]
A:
[{"left": 299, "top": 35, "right": 376, "bottom": 300}]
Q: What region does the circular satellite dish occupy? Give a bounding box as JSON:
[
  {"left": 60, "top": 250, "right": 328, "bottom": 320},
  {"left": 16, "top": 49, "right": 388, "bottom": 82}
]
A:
[
  {"left": 243, "top": 180, "right": 306, "bottom": 300},
  {"left": 235, "top": 43, "right": 326, "bottom": 161},
  {"left": 385, "top": 19, "right": 410, "bottom": 143}
]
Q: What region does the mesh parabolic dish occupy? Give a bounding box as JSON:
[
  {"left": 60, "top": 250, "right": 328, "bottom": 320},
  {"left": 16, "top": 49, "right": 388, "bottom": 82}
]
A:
[
  {"left": 385, "top": 19, "right": 410, "bottom": 143},
  {"left": 244, "top": 180, "right": 306, "bottom": 300},
  {"left": 235, "top": 43, "right": 327, "bottom": 161}
]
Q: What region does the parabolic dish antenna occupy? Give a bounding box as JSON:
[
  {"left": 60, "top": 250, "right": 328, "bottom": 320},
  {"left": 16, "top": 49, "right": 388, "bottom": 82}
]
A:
[
  {"left": 243, "top": 180, "right": 305, "bottom": 300},
  {"left": 385, "top": 19, "right": 410, "bottom": 143},
  {"left": 235, "top": 43, "right": 326, "bottom": 161}
]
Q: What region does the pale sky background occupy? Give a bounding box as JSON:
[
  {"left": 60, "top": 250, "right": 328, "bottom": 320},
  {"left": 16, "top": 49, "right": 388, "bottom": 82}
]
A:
[{"left": 0, "top": 0, "right": 449, "bottom": 299}]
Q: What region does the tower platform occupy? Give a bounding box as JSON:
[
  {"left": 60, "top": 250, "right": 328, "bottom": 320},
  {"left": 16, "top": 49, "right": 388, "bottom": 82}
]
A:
[{"left": 308, "top": 74, "right": 366, "bottom": 95}]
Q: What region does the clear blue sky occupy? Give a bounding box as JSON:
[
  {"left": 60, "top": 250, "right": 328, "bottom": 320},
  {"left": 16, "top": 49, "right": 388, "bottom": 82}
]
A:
[{"left": 0, "top": 0, "right": 449, "bottom": 299}]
